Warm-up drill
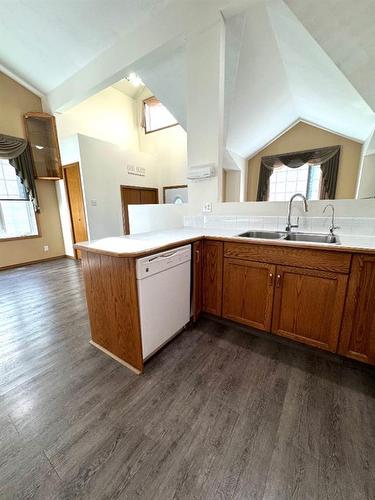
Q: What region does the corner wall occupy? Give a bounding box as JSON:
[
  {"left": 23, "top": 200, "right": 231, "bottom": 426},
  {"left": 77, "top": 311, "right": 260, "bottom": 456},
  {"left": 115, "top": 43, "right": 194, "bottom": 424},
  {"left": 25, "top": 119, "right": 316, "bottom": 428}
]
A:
[{"left": 0, "top": 72, "right": 65, "bottom": 268}]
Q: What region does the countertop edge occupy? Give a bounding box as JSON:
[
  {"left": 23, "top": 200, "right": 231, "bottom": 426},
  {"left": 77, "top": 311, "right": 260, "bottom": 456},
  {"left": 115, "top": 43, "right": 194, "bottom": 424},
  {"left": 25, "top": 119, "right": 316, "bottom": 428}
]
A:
[{"left": 74, "top": 233, "right": 375, "bottom": 258}]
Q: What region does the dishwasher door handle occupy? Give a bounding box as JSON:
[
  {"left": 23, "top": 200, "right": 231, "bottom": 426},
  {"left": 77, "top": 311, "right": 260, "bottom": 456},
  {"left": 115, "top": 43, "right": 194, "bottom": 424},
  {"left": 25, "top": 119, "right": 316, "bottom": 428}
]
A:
[{"left": 148, "top": 250, "right": 180, "bottom": 262}]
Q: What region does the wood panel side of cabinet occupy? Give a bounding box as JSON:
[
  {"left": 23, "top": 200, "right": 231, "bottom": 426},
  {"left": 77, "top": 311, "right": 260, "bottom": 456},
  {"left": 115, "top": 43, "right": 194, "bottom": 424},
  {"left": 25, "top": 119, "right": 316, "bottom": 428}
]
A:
[
  {"left": 272, "top": 265, "right": 348, "bottom": 352},
  {"left": 202, "top": 240, "right": 223, "bottom": 316},
  {"left": 80, "top": 251, "right": 143, "bottom": 372},
  {"left": 192, "top": 240, "right": 203, "bottom": 321},
  {"left": 339, "top": 254, "right": 375, "bottom": 365}
]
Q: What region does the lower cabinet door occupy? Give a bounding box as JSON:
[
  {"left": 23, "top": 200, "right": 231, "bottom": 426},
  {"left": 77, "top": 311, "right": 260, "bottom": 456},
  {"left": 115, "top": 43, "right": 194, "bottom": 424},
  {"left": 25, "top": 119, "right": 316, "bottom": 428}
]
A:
[
  {"left": 222, "top": 258, "right": 276, "bottom": 331},
  {"left": 339, "top": 254, "right": 375, "bottom": 365},
  {"left": 271, "top": 265, "right": 348, "bottom": 352}
]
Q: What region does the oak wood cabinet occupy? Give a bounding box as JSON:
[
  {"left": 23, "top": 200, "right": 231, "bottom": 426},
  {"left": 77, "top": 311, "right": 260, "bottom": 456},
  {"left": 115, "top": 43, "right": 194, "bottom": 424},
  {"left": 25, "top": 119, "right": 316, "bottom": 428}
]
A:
[
  {"left": 24, "top": 112, "right": 62, "bottom": 180},
  {"left": 80, "top": 250, "right": 143, "bottom": 373},
  {"left": 202, "top": 240, "right": 223, "bottom": 316},
  {"left": 272, "top": 266, "right": 348, "bottom": 352},
  {"left": 192, "top": 240, "right": 203, "bottom": 321},
  {"left": 339, "top": 255, "right": 375, "bottom": 365},
  {"left": 222, "top": 258, "right": 275, "bottom": 331}
]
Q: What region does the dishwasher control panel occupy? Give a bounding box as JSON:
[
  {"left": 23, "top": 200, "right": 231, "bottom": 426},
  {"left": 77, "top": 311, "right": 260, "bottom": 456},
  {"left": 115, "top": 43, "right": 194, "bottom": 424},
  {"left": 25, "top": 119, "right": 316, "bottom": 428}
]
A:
[{"left": 136, "top": 245, "right": 191, "bottom": 280}]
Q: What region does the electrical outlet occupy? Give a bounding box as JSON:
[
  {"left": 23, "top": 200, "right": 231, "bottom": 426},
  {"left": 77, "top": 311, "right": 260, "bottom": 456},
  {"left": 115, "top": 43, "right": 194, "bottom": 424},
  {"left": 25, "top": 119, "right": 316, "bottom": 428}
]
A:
[
  {"left": 203, "top": 202, "right": 212, "bottom": 213},
  {"left": 43, "top": 245, "right": 49, "bottom": 252},
  {"left": 91, "top": 199, "right": 97, "bottom": 206}
]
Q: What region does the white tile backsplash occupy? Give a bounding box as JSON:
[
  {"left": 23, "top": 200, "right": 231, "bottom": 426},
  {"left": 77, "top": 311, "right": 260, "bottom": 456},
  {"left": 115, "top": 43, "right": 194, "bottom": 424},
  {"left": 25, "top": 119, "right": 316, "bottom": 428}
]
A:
[{"left": 183, "top": 214, "right": 375, "bottom": 237}]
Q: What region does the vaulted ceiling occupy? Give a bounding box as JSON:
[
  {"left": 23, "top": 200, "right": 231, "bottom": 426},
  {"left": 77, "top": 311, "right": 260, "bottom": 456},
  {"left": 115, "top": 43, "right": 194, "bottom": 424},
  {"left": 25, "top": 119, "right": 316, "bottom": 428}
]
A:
[
  {"left": 0, "top": 0, "right": 172, "bottom": 93},
  {"left": 225, "top": 0, "right": 375, "bottom": 159},
  {"left": 285, "top": 0, "right": 375, "bottom": 112},
  {"left": 1, "top": 0, "right": 374, "bottom": 160}
]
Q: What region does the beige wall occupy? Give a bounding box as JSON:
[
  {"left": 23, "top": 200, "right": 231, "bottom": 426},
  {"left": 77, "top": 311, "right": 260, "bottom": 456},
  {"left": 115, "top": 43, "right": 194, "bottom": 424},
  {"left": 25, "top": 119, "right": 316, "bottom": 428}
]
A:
[
  {"left": 0, "top": 72, "right": 64, "bottom": 268},
  {"left": 247, "top": 122, "right": 362, "bottom": 201}
]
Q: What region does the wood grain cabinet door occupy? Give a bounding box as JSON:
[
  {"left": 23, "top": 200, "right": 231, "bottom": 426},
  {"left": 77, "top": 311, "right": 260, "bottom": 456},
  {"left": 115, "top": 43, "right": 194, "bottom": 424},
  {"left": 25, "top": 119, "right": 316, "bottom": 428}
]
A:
[
  {"left": 192, "top": 240, "right": 203, "bottom": 321},
  {"left": 222, "top": 258, "right": 276, "bottom": 331},
  {"left": 202, "top": 240, "right": 223, "bottom": 316},
  {"left": 271, "top": 266, "right": 348, "bottom": 352},
  {"left": 339, "top": 255, "right": 375, "bottom": 365}
]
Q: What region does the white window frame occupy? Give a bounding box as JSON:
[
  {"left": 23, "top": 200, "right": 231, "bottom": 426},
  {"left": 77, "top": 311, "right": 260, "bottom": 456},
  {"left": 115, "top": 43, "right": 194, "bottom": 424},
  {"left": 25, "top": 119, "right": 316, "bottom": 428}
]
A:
[
  {"left": 143, "top": 96, "right": 178, "bottom": 134},
  {"left": 0, "top": 159, "right": 39, "bottom": 240},
  {"left": 268, "top": 163, "right": 322, "bottom": 202}
]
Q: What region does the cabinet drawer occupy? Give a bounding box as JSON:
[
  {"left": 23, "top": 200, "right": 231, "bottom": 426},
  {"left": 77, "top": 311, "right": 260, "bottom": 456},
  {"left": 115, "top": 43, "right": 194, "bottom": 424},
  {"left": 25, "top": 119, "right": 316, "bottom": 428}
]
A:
[{"left": 224, "top": 242, "right": 351, "bottom": 274}]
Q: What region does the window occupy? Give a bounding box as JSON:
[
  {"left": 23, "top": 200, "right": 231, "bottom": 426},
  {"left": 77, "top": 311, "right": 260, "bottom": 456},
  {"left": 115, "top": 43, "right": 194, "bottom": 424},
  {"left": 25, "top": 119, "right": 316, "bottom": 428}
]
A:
[
  {"left": 143, "top": 96, "right": 178, "bottom": 133},
  {"left": 0, "top": 159, "right": 38, "bottom": 239},
  {"left": 268, "top": 163, "right": 322, "bottom": 202}
]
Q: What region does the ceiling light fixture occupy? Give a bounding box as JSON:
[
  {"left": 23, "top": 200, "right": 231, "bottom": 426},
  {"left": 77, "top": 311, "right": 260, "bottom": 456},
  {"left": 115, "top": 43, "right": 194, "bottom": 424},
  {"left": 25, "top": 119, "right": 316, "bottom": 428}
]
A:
[{"left": 126, "top": 72, "right": 144, "bottom": 87}]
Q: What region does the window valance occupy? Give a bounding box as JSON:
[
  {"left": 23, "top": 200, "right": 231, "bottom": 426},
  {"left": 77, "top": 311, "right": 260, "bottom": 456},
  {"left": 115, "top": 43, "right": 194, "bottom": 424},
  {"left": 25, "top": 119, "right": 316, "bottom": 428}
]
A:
[
  {"left": 257, "top": 146, "right": 341, "bottom": 201},
  {"left": 0, "top": 133, "right": 39, "bottom": 212},
  {"left": 0, "top": 133, "right": 27, "bottom": 159}
]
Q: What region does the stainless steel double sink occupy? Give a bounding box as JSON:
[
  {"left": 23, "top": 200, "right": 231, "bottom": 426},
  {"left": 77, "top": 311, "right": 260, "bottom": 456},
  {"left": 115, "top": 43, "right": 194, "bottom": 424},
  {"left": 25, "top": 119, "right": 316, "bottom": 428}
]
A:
[{"left": 237, "top": 230, "right": 340, "bottom": 244}]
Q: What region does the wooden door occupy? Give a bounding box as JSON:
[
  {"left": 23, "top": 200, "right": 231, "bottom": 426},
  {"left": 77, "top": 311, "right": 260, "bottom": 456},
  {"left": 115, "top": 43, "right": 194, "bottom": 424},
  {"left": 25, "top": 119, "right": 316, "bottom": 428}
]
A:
[
  {"left": 223, "top": 258, "right": 276, "bottom": 331},
  {"left": 120, "top": 185, "right": 158, "bottom": 234},
  {"left": 64, "top": 163, "right": 88, "bottom": 259},
  {"left": 339, "top": 255, "right": 375, "bottom": 365},
  {"left": 272, "top": 266, "right": 348, "bottom": 352},
  {"left": 202, "top": 240, "right": 223, "bottom": 316},
  {"left": 192, "top": 240, "right": 203, "bottom": 321}
]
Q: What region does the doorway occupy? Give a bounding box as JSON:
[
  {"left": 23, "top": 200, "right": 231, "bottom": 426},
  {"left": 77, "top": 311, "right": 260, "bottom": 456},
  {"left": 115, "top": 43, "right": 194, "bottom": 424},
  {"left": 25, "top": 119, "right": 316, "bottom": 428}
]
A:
[
  {"left": 120, "top": 185, "right": 159, "bottom": 234},
  {"left": 63, "top": 162, "right": 88, "bottom": 259}
]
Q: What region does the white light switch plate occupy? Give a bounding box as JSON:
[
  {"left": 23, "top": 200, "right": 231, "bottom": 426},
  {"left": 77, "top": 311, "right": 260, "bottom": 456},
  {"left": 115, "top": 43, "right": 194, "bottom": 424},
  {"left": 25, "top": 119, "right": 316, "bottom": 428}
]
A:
[{"left": 203, "top": 202, "right": 212, "bottom": 213}]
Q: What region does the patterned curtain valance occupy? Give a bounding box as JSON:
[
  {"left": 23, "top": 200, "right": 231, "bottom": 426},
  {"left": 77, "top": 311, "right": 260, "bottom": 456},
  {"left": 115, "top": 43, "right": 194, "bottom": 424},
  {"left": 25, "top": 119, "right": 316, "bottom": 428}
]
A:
[
  {"left": 256, "top": 146, "right": 341, "bottom": 201},
  {"left": 0, "top": 133, "right": 27, "bottom": 159},
  {"left": 260, "top": 146, "right": 341, "bottom": 170}
]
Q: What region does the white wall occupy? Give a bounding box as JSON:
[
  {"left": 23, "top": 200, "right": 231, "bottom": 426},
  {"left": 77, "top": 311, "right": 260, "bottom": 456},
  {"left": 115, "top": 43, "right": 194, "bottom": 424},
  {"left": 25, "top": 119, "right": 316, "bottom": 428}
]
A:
[
  {"left": 202, "top": 199, "right": 375, "bottom": 218},
  {"left": 186, "top": 21, "right": 224, "bottom": 208},
  {"left": 77, "top": 134, "right": 159, "bottom": 240},
  {"left": 224, "top": 170, "right": 241, "bottom": 202},
  {"left": 129, "top": 204, "right": 189, "bottom": 234},
  {"left": 55, "top": 85, "right": 188, "bottom": 240},
  {"left": 358, "top": 153, "right": 375, "bottom": 199}
]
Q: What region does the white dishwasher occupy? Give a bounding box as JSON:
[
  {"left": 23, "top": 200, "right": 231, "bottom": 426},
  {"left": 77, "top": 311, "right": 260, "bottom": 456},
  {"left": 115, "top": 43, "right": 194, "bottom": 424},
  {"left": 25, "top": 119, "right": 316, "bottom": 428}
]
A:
[{"left": 136, "top": 245, "right": 191, "bottom": 360}]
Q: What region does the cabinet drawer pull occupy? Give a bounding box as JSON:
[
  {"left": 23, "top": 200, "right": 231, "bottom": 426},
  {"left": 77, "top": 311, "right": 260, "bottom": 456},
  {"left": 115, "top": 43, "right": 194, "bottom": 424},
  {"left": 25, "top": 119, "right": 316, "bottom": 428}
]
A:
[
  {"left": 196, "top": 249, "right": 200, "bottom": 263},
  {"left": 276, "top": 274, "right": 282, "bottom": 288},
  {"left": 268, "top": 273, "right": 274, "bottom": 286}
]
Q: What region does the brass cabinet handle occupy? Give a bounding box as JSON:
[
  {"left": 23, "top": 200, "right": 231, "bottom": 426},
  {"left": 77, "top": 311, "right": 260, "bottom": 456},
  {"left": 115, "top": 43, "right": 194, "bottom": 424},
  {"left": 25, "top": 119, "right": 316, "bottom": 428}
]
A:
[
  {"left": 276, "top": 274, "right": 282, "bottom": 288},
  {"left": 196, "top": 249, "right": 200, "bottom": 263},
  {"left": 268, "top": 272, "right": 274, "bottom": 286}
]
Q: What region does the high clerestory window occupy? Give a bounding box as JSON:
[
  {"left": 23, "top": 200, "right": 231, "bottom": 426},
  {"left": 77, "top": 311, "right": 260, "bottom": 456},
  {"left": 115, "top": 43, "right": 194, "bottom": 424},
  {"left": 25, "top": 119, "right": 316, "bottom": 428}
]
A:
[
  {"left": 143, "top": 96, "right": 178, "bottom": 134},
  {"left": 0, "top": 158, "right": 38, "bottom": 239}
]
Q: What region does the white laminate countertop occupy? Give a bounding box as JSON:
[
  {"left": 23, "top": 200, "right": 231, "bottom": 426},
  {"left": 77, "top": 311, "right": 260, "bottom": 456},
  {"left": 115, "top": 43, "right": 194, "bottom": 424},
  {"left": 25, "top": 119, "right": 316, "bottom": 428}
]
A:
[{"left": 74, "top": 227, "right": 375, "bottom": 257}]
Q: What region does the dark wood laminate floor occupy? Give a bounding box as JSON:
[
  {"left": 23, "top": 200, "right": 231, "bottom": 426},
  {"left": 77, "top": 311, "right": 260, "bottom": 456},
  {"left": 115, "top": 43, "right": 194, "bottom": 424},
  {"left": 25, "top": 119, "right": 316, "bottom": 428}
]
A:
[{"left": 1, "top": 258, "right": 375, "bottom": 499}]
